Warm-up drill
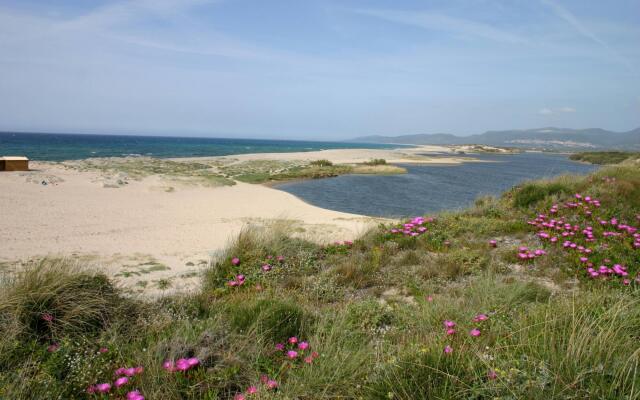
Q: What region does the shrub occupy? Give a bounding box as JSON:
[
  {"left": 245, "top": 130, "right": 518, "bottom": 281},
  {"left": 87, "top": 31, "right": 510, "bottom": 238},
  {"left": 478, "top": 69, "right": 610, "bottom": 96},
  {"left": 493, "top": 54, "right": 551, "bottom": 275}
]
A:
[
  {"left": 363, "top": 158, "right": 387, "bottom": 166},
  {"left": 309, "top": 159, "right": 333, "bottom": 167}
]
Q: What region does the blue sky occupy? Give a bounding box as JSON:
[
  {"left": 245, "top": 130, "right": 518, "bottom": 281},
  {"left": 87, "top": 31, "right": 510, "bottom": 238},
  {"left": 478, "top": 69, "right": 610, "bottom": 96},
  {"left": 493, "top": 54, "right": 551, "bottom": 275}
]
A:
[{"left": 0, "top": 0, "right": 638, "bottom": 139}]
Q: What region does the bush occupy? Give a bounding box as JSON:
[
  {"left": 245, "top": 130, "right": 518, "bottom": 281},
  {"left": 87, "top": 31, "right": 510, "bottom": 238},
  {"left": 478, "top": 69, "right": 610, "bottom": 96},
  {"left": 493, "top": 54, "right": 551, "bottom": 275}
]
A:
[
  {"left": 363, "top": 158, "right": 387, "bottom": 166},
  {"left": 309, "top": 159, "right": 333, "bottom": 167}
]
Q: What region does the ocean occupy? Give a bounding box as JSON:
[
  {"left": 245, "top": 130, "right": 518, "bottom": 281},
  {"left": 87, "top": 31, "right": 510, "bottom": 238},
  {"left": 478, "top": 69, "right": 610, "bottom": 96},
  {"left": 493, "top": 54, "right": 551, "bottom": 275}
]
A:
[{"left": 0, "top": 131, "right": 398, "bottom": 161}]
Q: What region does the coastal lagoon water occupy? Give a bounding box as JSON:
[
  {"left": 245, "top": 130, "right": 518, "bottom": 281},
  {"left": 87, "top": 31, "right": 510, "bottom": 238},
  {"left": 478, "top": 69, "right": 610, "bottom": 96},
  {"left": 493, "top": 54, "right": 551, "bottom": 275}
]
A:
[
  {"left": 0, "top": 132, "right": 397, "bottom": 161},
  {"left": 275, "top": 152, "right": 598, "bottom": 218}
]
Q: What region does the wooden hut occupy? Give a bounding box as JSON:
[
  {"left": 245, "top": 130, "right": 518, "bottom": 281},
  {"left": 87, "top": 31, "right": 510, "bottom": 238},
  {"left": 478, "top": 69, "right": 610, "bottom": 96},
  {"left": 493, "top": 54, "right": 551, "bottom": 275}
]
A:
[{"left": 0, "top": 156, "right": 29, "bottom": 171}]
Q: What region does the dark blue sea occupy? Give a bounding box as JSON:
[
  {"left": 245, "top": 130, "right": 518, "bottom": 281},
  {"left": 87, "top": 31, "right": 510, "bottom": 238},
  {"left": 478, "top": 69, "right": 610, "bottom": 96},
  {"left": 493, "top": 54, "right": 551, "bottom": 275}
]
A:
[
  {"left": 275, "top": 152, "right": 598, "bottom": 217},
  {"left": 0, "top": 132, "right": 398, "bottom": 161}
]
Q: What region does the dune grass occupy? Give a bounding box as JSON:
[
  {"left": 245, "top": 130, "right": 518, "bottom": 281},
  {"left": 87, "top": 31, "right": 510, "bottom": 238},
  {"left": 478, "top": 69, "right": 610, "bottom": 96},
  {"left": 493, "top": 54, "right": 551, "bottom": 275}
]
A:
[{"left": 1, "top": 161, "right": 639, "bottom": 399}]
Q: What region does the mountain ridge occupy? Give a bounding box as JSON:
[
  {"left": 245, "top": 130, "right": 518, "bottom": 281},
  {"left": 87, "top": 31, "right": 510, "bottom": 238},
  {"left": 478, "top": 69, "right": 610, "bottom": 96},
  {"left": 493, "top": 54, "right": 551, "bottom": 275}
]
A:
[{"left": 351, "top": 127, "right": 640, "bottom": 150}]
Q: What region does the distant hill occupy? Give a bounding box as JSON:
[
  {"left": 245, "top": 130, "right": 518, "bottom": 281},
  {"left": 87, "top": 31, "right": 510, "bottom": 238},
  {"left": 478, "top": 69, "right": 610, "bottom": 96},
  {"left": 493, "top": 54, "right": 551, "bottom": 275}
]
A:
[{"left": 351, "top": 127, "right": 640, "bottom": 150}]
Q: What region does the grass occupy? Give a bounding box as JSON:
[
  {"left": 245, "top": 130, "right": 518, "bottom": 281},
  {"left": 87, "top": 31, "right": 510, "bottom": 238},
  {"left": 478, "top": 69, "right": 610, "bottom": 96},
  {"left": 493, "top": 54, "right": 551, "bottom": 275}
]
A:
[
  {"left": 1, "top": 160, "right": 639, "bottom": 399},
  {"left": 64, "top": 157, "right": 235, "bottom": 187},
  {"left": 569, "top": 151, "right": 640, "bottom": 165},
  {"left": 220, "top": 159, "right": 406, "bottom": 184}
]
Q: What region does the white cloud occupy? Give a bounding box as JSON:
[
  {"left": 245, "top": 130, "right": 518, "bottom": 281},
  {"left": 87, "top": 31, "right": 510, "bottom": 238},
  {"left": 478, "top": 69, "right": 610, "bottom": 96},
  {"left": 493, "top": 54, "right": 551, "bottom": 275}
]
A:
[
  {"left": 355, "top": 9, "right": 526, "bottom": 44},
  {"left": 538, "top": 106, "right": 576, "bottom": 115}
]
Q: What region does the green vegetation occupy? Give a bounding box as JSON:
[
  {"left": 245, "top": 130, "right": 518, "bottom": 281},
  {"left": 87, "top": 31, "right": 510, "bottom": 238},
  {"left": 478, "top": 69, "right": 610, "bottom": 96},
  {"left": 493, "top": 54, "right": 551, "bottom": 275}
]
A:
[
  {"left": 2, "top": 161, "right": 639, "bottom": 399},
  {"left": 64, "top": 157, "right": 235, "bottom": 187},
  {"left": 220, "top": 159, "right": 405, "bottom": 184},
  {"left": 569, "top": 151, "right": 640, "bottom": 165},
  {"left": 363, "top": 158, "right": 387, "bottom": 166}
]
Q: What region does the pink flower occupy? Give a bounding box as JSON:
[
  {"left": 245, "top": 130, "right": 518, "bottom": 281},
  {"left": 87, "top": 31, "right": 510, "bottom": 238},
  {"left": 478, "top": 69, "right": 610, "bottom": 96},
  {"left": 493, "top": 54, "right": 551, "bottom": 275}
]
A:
[
  {"left": 266, "top": 380, "right": 278, "bottom": 390},
  {"left": 298, "top": 341, "right": 309, "bottom": 350},
  {"left": 162, "top": 360, "right": 175, "bottom": 372},
  {"left": 262, "top": 264, "right": 272, "bottom": 272},
  {"left": 114, "top": 377, "right": 129, "bottom": 388},
  {"left": 42, "top": 313, "right": 54, "bottom": 322},
  {"left": 304, "top": 356, "right": 314, "bottom": 364},
  {"left": 443, "top": 320, "right": 456, "bottom": 328},
  {"left": 176, "top": 358, "right": 190, "bottom": 371},
  {"left": 126, "top": 390, "right": 145, "bottom": 400},
  {"left": 47, "top": 343, "right": 60, "bottom": 352},
  {"left": 231, "top": 257, "right": 240, "bottom": 265},
  {"left": 95, "top": 383, "right": 111, "bottom": 393},
  {"left": 443, "top": 345, "right": 453, "bottom": 354},
  {"left": 311, "top": 351, "right": 320, "bottom": 359},
  {"left": 288, "top": 336, "right": 298, "bottom": 344},
  {"left": 134, "top": 366, "right": 144, "bottom": 375},
  {"left": 260, "top": 375, "right": 269, "bottom": 384},
  {"left": 426, "top": 295, "right": 433, "bottom": 302},
  {"left": 489, "top": 240, "right": 497, "bottom": 248},
  {"left": 487, "top": 370, "right": 497, "bottom": 380},
  {"left": 275, "top": 343, "right": 285, "bottom": 351},
  {"left": 277, "top": 255, "right": 285, "bottom": 262},
  {"left": 246, "top": 386, "right": 258, "bottom": 394},
  {"left": 287, "top": 350, "right": 298, "bottom": 359},
  {"left": 234, "top": 395, "right": 246, "bottom": 400},
  {"left": 86, "top": 385, "right": 96, "bottom": 394},
  {"left": 99, "top": 347, "right": 108, "bottom": 353},
  {"left": 472, "top": 314, "right": 488, "bottom": 322},
  {"left": 470, "top": 328, "right": 481, "bottom": 337},
  {"left": 446, "top": 328, "right": 456, "bottom": 335}
]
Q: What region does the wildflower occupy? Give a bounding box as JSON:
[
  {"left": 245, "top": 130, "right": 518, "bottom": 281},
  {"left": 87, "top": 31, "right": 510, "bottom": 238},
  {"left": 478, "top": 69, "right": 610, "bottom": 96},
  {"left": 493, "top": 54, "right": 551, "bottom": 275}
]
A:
[
  {"left": 47, "top": 343, "right": 60, "bottom": 352},
  {"left": 262, "top": 264, "right": 272, "bottom": 272},
  {"left": 288, "top": 336, "right": 298, "bottom": 344},
  {"left": 287, "top": 350, "right": 298, "bottom": 359},
  {"left": 275, "top": 343, "right": 285, "bottom": 351},
  {"left": 277, "top": 255, "right": 285, "bottom": 262},
  {"left": 443, "top": 320, "right": 456, "bottom": 328},
  {"left": 266, "top": 379, "right": 278, "bottom": 390},
  {"left": 298, "top": 341, "right": 309, "bottom": 350},
  {"left": 443, "top": 345, "right": 453, "bottom": 354},
  {"left": 246, "top": 386, "right": 258, "bottom": 394},
  {"left": 487, "top": 370, "right": 497, "bottom": 380},
  {"left": 489, "top": 240, "right": 497, "bottom": 248},
  {"left": 232, "top": 257, "right": 240, "bottom": 265},
  {"left": 187, "top": 357, "right": 200, "bottom": 368},
  {"left": 126, "top": 391, "right": 145, "bottom": 400},
  {"left": 162, "top": 360, "right": 175, "bottom": 372},
  {"left": 426, "top": 295, "right": 434, "bottom": 302},
  {"left": 95, "top": 383, "right": 111, "bottom": 393},
  {"left": 42, "top": 313, "right": 54, "bottom": 322},
  {"left": 99, "top": 347, "right": 108, "bottom": 353},
  {"left": 311, "top": 351, "right": 320, "bottom": 358},
  {"left": 470, "top": 328, "right": 481, "bottom": 337},
  {"left": 176, "top": 358, "right": 190, "bottom": 371},
  {"left": 304, "top": 356, "right": 314, "bottom": 364},
  {"left": 473, "top": 314, "right": 488, "bottom": 322},
  {"left": 114, "top": 377, "right": 129, "bottom": 388},
  {"left": 260, "top": 375, "right": 269, "bottom": 384},
  {"left": 234, "top": 395, "right": 246, "bottom": 400}
]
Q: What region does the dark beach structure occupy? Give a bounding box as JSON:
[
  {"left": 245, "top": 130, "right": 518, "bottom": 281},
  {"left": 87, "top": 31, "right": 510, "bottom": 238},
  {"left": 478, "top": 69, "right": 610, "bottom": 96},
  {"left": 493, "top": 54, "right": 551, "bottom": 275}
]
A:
[{"left": 0, "top": 156, "right": 29, "bottom": 171}]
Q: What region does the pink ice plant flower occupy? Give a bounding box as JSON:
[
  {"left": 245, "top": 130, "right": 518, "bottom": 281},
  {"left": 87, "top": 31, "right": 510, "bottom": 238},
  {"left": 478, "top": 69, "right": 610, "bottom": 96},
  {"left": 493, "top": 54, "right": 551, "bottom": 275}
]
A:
[
  {"left": 246, "top": 386, "right": 258, "bottom": 394},
  {"left": 288, "top": 336, "right": 298, "bottom": 344},
  {"left": 473, "top": 314, "right": 488, "bottom": 322},
  {"left": 234, "top": 394, "right": 246, "bottom": 400},
  {"left": 114, "top": 377, "right": 129, "bottom": 388},
  {"left": 95, "top": 383, "right": 111, "bottom": 393},
  {"left": 275, "top": 343, "right": 285, "bottom": 351},
  {"left": 470, "top": 328, "right": 481, "bottom": 337},
  {"left": 266, "top": 380, "right": 278, "bottom": 389},
  {"left": 231, "top": 257, "right": 240, "bottom": 265},
  {"left": 443, "top": 320, "right": 456, "bottom": 328},
  {"left": 298, "top": 341, "right": 309, "bottom": 350},
  {"left": 444, "top": 345, "right": 453, "bottom": 354},
  {"left": 287, "top": 350, "right": 298, "bottom": 359},
  {"left": 126, "top": 390, "right": 145, "bottom": 400}
]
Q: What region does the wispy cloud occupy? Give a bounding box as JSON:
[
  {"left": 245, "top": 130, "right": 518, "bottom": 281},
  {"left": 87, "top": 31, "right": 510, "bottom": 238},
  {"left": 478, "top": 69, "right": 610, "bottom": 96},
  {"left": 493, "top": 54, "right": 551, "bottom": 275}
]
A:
[
  {"left": 355, "top": 9, "right": 526, "bottom": 44},
  {"left": 538, "top": 106, "right": 576, "bottom": 115},
  {"left": 541, "top": 0, "right": 633, "bottom": 70}
]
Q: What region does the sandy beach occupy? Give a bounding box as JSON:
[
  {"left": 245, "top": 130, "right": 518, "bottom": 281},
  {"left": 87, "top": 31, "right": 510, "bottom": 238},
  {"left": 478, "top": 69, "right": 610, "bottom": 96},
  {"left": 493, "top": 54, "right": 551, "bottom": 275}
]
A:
[{"left": 0, "top": 145, "right": 474, "bottom": 295}]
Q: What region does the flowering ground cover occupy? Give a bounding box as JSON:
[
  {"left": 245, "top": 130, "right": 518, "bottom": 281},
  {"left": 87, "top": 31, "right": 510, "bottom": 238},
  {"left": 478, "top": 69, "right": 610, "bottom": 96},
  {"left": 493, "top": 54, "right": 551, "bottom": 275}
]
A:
[{"left": 0, "top": 158, "right": 638, "bottom": 399}]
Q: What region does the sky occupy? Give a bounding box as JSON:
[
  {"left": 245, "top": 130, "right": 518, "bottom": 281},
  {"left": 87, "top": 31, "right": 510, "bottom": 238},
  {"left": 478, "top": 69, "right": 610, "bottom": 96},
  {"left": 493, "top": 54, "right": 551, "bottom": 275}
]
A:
[{"left": 0, "top": 0, "right": 638, "bottom": 140}]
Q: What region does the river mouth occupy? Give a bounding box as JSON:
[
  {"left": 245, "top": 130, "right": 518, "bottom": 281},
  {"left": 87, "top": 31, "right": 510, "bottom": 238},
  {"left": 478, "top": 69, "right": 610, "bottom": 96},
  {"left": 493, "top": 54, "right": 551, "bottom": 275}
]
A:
[{"left": 274, "top": 152, "right": 598, "bottom": 218}]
